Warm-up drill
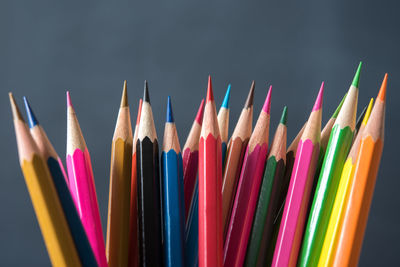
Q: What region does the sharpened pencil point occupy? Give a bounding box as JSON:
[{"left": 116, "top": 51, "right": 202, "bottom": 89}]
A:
[
  {"left": 136, "top": 99, "right": 143, "bottom": 126},
  {"left": 362, "top": 98, "right": 374, "bottom": 126},
  {"left": 66, "top": 91, "right": 73, "bottom": 108},
  {"left": 23, "top": 97, "right": 39, "bottom": 128},
  {"left": 244, "top": 81, "right": 255, "bottom": 109},
  {"left": 166, "top": 96, "right": 174, "bottom": 123},
  {"left": 221, "top": 84, "right": 231, "bottom": 108},
  {"left": 143, "top": 80, "right": 150, "bottom": 103},
  {"left": 120, "top": 80, "right": 128, "bottom": 107},
  {"left": 312, "top": 82, "right": 324, "bottom": 111},
  {"left": 195, "top": 99, "right": 205, "bottom": 125},
  {"left": 332, "top": 93, "right": 347, "bottom": 119},
  {"left": 377, "top": 73, "right": 388, "bottom": 101},
  {"left": 9, "top": 93, "right": 24, "bottom": 121},
  {"left": 262, "top": 85, "right": 272, "bottom": 114},
  {"left": 206, "top": 75, "right": 214, "bottom": 102},
  {"left": 352, "top": 62, "right": 362, "bottom": 88},
  {"left": 280, "top": 106, "right": 288, "bottom": 125}
]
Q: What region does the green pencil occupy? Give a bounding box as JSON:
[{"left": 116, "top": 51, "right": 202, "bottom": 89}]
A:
[
  {"left": 244, "top": 107, "right": 288, "bottom": 267},
  {"left": 298, "top": 62, "right": 361, "bottom": 267}
]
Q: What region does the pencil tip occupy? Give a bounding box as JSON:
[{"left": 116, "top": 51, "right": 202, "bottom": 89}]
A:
[
  {"left": 377, "top": 73, "right": 388, "bottom": 101},
  {"left": 221, "top": 84, "right": 231, "bottom": 108},
  {"left": 280, "top": 106, "right": 288, "bottom": 125},
  {"left": 120, "top": 80, "right": 128, "bottom": 107},
  {"left": 362, "top": 98, "right": 374, "bottom": 126},
  {"left": 9, "top": 92, "right": 24, "bottom": 121},
  {"left": 166, "top": 96, "right": 174, "bottom": 123},
  {"left": 352, "top": 61, "right": 362, "bottom": 88},
  {"left": 312, "top": 82, "right": 324, "bottom": 111},
  {"left": 332, "top": 93, "right": 347, "bottom": 119},
  {"left": 143, "top": 80, "right": 150, "bottom": 103},
  {"left": 66, "top": 91, "right": 73, "bottom": 108},
  {"left": 195, "top": 99, "right": 205, "bottom": 125},
  {"left": 262, "top": 85, "right": 272, "bottom": 114},
  {"left": 136, "top": 99, "right": 143, "bottom": 125},
  {"left": 244, "top": 81, "right": 255, "bottom": 108},
  {"left": 206, "top": 75, "right": 214, "bottom": 102},
  {"left": 23, "top": 96, "right": 39, "bottom": 128}
]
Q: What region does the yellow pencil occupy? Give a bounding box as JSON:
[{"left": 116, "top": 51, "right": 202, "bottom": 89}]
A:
[
  {"left": 318, "top": 98, "right": 374, "bottom": 267},
  {"left": 9, "top": 93, "right": 81, "bottom": 267}
]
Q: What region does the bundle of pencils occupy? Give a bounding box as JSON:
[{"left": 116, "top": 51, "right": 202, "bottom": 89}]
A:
[{"left": 10, "top": 63, "right": 387, "bottom": 267}]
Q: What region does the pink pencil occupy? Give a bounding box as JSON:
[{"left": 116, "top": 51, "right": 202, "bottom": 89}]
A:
[
  {"left": 223, "top": 86, "right": 272, "bottom": 267},
  {"left": 66, "top": 92, "right": 108, "bottom": 267},
  {"left": 272, "top": 83, "right": 324, "bottom": 267}
]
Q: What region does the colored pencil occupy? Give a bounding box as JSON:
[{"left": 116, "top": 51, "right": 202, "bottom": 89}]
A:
[
  {"left": 66, "top": 91, "right": 107, "bottom": 267},
  {"left": 318, "top": 97, "right": 374, "bottom": 267},
  {"left": 245, "top": 106, "right": 287, "bottom": 267},
  {"left": 332, "top": 74, "right": 386, "bottom": 267},
  {"left": 354, "top": 102, "right": 368, "bottom": 137},
  {"left": 161, "top": 96, "right": 185, "bottom": 267},
  {"left": 272, "top": 83, "right": 324, "bottom": 267},
  {"left": 136, "top": 81, "right": 163, "bottom": 266},
  {"left": 23, "top": 97, "right": 97, "bottom": 267},
  {"left": 185, "top": 180, "right": 199, "bottom": 267},
  {"left": 128, "top": 98, "right": 142, "bottom": 267},
  {"left": 10, "top": 93, "right": 81, "bottom": 266},
  {"left": 222, "top": 81, "right": 254, "bottom": 239},
  {"left": 224, "top": 86, "right": 272, "bottom": 267},
  {"left": 198, "top": 76, "right": 223, "bottom": 267},
  {"left": 183, "top": 99, "right": 205, "bottom": 220},
  {"left": 299, "top": 62, "right": 361, "bottom": 267},
  {"left": 106, "top": 81, "right": 133, "bottom": 267},
  {"left": 218, "top": 84, "right": 231, "bottom": 165}
]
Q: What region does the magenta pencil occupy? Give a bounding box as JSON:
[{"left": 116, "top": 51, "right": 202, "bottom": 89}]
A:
[
  {"left": 223, "top": 86, "right": 272, "bottom": 267},
  {"left": 66, "top": 92, "right": 107, "bottom": 267},
  {"left": 272, "top": 83, "right": 324, "bottom": 267}
]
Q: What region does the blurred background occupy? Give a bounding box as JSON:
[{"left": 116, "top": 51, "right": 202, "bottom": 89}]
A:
[{"left": 1, "top": 0, "right": 398, "bottom": 265}]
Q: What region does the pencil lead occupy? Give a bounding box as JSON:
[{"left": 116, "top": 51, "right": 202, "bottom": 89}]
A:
[
  {"left": 23, "top": 96, "right": 39, "bottom": 128},
  {"left": 332, "top": 93, "right": 347, "bottom": 119},
  {"left": 362, "top": 98, "right": 374, "bottom": 126},
  {"left": 66, "top": 91, "right": 73, "bottom": 108},
  {"left": 312, "top": 82, "right": 324, "bottom": 111},
  {"left": 244, "top": 81, "right": 255, "bottom": 109},
  {"left": 166, "top": 96, "right": 174, "bottom": 123},
  {"left": 280, "top": 106, "right": 288, "bottom": 126},
  {"left": 221, "top": 84, "right": 231, "bottom": 108},
  {"left": 206, "top": 75, "right": 214, "bottom": 102},
  {"left": 351, "top": 61, "right": 362, "bottom": 88},
  {"left": 262, "top": 85, "right": 272, "bottom": 114},
  {"left": 120, "top": 80, "right": 128, "bottom": 108},
  {"left": 9, "top": 93, "right": 24, "bottom": 121},
  {"left": 143, "top": 80, "right": 150, "bottom": 104},
  {"left": 377, "top": 73, "right": 388, "bottom": 101},
  {"left": 195, "top": 99, "right": 205, "bottom": 125},
  {"left": 136, "top": 99, "right": 143, "bottom": 126}
]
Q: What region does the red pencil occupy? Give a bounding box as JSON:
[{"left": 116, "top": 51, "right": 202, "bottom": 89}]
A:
[
  {"left": 199, "top": 76, "right": 223, "bottom": 267},
  {"left": 224, "top": 86, "right": 272, "bottom": 267}
]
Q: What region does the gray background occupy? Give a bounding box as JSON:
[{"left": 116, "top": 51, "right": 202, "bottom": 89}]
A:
[{"left": 1, "top": 0, "right": 398, "bottom": 266}]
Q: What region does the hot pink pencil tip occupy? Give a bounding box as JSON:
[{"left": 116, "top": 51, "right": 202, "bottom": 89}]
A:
[
  {"left": 262, "top": 85, "right": 272, "bottom": 114},
  {"left": 195, "top": 99, "right": 205, "bottom": 125},
  {"left": 66, "top": 91, "right": 73, "bottom": 108},
  {"left": 312, "top": 82, "right": 324, "bottom": 111}
]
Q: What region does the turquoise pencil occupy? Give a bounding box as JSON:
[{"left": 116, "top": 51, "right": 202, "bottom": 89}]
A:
[{"left": 218, "top": 84, "right": 231, "bottom": 165}]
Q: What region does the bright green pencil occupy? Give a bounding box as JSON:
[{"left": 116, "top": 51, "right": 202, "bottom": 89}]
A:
[{"left": 298, "top": 62, "right": 361, "bottom": 267}]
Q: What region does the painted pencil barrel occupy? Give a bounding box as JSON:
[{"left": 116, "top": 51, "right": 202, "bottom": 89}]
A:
[{"left": 185, "top": 180, "right": 199, "bottom": 267}]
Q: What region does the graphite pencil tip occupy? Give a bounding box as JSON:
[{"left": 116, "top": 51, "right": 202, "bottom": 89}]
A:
[
  {"left": 377, "top": 73, "right": 388, "bottom": 101},
  {"left": 195, "top": 99, "right": 205, "bottom": 125},
  {"left": 206, "top": 75, "right": 214, "bottom": 102},
  {"left": 244, "top": 81, "right": 255, "bottom": 109},
  {"left": 166, "top": 96, "right": 174, "bottom": 123},
  {"left": 352, "top": 61, "right": 362, "bottom": 88},
  {"left": 332, "top": 93, "right": 347, "bottom": 119},
  {"left": 221, "top": 84, "right": 231, "bottom": 108},
  {"left": 262, "top": 85, "right": 272, "bottom": 114},
  {"left": 312, "top": 82, "right": 324, "bottom": 111},
  {"left": 66, "top": 91, "right": 73, "bottom": 108},
  {"left": 9, "top": 93, "right": 24, "bottom": 121},
  {"left": 23, "top": 96, "right": 39, "bottom": 128},
  {"left": 120, "top": 80, "right": 128, "bottom": 108},
  {"left": 280, "top": 106, "right": 288, "bottom": 125},
  {"left": 143, "top": 80, "right": 150, "bottom": 103}
]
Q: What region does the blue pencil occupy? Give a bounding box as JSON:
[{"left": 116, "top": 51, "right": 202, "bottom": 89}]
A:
[
  {"left": 161, "top": 96, "right": 185, "bottom": 267},
  {"left": 185, "top": 180, "right": 199, "bottom": 267},
  {"left": 23, "top": 97, "right": 98, "bottom": 267},
  {"left": 217, "top": 84, "right": 231, "bottom": 165}
]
